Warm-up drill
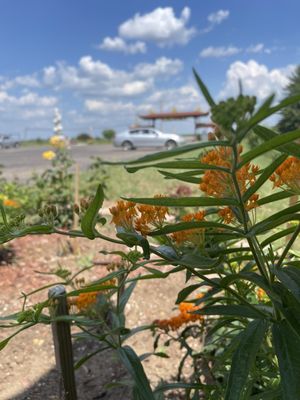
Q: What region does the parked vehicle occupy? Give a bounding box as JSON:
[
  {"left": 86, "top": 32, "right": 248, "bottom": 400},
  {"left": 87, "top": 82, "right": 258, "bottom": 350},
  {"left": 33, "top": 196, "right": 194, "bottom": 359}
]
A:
[
  {"left": 0, "top": 135, "right": 20, "bottom": 149},
  {"left": 113, "top": 128, "right": 186, "bottom": 150}
]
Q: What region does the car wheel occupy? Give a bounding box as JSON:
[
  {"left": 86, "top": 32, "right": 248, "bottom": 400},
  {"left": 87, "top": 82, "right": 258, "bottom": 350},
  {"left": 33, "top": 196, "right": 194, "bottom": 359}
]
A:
[
  {"left": 165, "top": 140, "right": 177, "bottom": 150},
  {"left": 122, "top": 141, "right": 134, "bottom": 151}
]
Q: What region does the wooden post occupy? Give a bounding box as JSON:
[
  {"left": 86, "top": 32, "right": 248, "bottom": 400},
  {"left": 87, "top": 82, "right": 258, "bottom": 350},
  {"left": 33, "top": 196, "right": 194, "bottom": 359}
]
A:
[
  {"left": 73, "top": 163, "right": 80, "bottom": 230},
  {"left": 49, "top": 285, "right": 77, "bottom": 400}
]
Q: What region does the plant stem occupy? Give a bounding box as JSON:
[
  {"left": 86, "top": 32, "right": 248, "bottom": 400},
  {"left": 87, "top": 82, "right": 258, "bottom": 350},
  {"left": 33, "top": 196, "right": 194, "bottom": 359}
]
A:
[{"left": 276, "top": 223, "right": 300, "bottom": 269}]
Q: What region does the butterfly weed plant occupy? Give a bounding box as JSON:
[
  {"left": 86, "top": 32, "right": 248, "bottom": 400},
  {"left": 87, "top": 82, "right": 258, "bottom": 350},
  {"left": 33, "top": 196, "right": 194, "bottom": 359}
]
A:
[{"left": 1, "top": 71, "right": 300, "bottom": 399}]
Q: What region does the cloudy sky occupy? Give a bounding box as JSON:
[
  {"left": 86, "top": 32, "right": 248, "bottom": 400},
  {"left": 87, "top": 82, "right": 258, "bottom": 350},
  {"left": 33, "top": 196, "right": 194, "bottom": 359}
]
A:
[{"left": 0, "top": 0, "right": 299, "bottom": 138}]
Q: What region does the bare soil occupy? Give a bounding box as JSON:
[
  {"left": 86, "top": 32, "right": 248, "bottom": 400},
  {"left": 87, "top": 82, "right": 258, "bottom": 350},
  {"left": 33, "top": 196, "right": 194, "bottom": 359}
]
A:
[{"left": 0, "top": 233, "right": 193, "bottom": 400}]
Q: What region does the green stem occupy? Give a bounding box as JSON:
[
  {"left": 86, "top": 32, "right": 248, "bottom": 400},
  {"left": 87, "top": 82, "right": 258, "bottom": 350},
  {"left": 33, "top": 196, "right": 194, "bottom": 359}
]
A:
[{"left": 276, "top": 223, "right": 300, "bottom": 269}]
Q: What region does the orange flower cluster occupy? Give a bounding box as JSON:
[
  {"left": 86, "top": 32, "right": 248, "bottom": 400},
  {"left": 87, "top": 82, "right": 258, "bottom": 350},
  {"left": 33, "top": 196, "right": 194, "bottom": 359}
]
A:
[
  {"left": 110, "top": 196, "right": 168, "bottom": 236},
  {"left": 256, "top": 288, "right": 268, "bottom": 302},
  {"left": 75, "top": 291, "right": 99, "bottom": 311},
  {"left": 172, "top": 211, "right": 205, "bottom": 245},
  {"left": 109, "top": 200, "right": 137, "bottom": 230},
  {"left": 154, "top": 294, "right": 204, "bottom": 332},
  {"left": 200, "top": 147, "right": 259, "bottom": 223},
  {"left": 69, "top": 278, "right": 116, "bottom": 311},
  {"left": 270, "top": 156, "right": 300, "bottom": 192},
  {"left": 3, "top": 199, "right": 19, "bottom": 208}
]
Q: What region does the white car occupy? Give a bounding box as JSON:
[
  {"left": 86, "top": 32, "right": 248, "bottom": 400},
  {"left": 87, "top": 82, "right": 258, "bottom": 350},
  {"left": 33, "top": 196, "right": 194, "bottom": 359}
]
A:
[{"left": 113, "top": 128, "right": 186, "bottom": 150}]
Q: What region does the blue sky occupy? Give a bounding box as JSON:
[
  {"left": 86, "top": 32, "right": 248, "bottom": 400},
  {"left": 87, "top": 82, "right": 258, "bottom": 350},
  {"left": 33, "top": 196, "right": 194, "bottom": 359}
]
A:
[{"left": 0, "top": 1, "right": 299, "bottom": 138}]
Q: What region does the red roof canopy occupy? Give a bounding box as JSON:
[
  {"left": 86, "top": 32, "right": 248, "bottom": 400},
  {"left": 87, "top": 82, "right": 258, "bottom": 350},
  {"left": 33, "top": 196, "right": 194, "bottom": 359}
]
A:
[{"left": 140, "top": 110, "right": 209, "bottom": 120}]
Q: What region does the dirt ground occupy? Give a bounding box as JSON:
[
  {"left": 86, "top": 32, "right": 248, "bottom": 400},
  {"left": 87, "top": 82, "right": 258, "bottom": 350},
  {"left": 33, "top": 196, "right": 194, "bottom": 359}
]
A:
[{"left": 0, "top": 232, "right": 196, "bottom": 400}]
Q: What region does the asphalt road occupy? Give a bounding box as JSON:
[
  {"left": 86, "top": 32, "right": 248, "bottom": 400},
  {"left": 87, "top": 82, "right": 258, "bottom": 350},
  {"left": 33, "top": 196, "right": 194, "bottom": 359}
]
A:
[{"left": 0, "top": 144, "right": 154, "bottom": 180}]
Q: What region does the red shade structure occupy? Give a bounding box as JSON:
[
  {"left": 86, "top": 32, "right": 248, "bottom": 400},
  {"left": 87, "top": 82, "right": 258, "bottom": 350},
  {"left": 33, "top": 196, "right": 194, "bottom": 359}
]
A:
[{"left": 139, "top": 110, "right": 212, "bottom": 138}]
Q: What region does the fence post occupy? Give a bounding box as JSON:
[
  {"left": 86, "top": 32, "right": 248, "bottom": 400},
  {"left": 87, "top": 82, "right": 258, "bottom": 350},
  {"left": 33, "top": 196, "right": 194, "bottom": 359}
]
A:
[{"left": 49, "top": 285, "right": 78, "bottom": 400}]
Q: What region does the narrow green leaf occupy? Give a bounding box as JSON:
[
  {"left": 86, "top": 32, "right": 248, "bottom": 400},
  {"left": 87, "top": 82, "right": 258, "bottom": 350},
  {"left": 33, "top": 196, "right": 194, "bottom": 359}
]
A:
[
  {"left": 116, "top": 227, "right": 150, "bottom": 259},
  {"left": 176, "top": 284, "right": 202, "bottom": 304},
  {"left": 74, "top": 346, "right": 110, "bottom": 369},
  {"left": 195, "top": 305, "right": 269, "bottom": 319},
  {"left": 239, "top": 93, "right": 300, "bottom": 141},
  {"left": 261, "top": 226, "right": 296, "bottom": 248},
  {"left": 225, "top": 320, "right": 269, "bottom": 400},
  {"left": 252, "top": 214, "right": 300, "bottom": 236},
  {"left": 193, "top": 68, "right": 216, "bottom": 107},
  {"left": 81, "top": 184, "right": 104, "bottom": 239},
  {"left": 120, "top": 280, "right": 137, "bottom": 313},
  {"left": 118, "top": 345, "right": 155, "bottom": 400},
  {"left": 124, "top": 196, "right": 238, "bottom": 208},
  {"left": 104, "top": 140, "right": 229, "bottom": 166},
  {"left": 254, "top": 125, "right": 300, "bottom": 158},
  {"left": 275, "top": 266, "right": 300, "bottom": 303},
  {"left": 126, "top": 161, "right": 230, "bottom": 174},
  {"left": 272, "top": 320, "right": 300, "bottom": 400},
  {"left": 159, "top": 170, "right": 202, "bottom": 184},
  {"left": 257, "top": 191, "right": 294, "bottom": 206},
  {"left": 239, "top": 128, "right": 300, "bottom": 167}
]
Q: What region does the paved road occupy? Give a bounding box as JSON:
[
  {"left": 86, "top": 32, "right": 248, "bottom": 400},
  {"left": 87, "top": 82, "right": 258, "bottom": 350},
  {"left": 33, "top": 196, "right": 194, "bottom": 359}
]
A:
[{"left": 0, "top": 144, "right": 154, "bottom": 179}]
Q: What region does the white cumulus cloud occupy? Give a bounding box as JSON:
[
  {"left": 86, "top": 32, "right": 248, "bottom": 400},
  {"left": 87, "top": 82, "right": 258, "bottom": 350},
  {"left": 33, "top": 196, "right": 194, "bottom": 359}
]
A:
[
  {"left": 246, "top": 43, "right": 272, "bottom": 54},
  {"left": 202, "top": 9, "right": 230, "bottom": 33},
  {"left": 208, "top": 9, "right": 230, "bottom": 24},
  {"left": 200, "top": 46, "right": 241, "bottom": 58},
  {"left": 99, "top": 36, "right": 146, "bottom": 54},
  {"left": 118, "top": 7, "right": 196, "bottom": 46},
  {"left": 134, "top": 57, "right": 183, "bottom": 78},
  {"left": 219, "top": 60, "right": 296, "bottom": 99}
]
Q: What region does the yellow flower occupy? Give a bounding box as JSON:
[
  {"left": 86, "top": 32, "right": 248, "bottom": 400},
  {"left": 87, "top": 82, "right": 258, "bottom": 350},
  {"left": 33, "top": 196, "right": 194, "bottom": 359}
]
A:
[
  {"left": 49, "top": 135, "right": 66, "bottom": 148},
  {"left": 42, "top": 150, "right": 56, "bottom": 160}
]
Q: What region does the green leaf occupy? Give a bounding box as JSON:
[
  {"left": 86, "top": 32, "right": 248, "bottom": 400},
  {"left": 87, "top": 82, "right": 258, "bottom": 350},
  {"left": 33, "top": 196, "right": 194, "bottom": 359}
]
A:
[
  {"left": 176, "top": 284, "right": 202, "bottom": 304},
  {"left": 193, "top": 68, "right": 216, "bottom": 107},
  {"left": 252, "top": 214, "right": 300, "bottom": 236},
  {"left": 81, "top": 184, "right": 104, "bottom": 239},
  {"left": 119, "top": 280, "right": 137, "bottom": 313},
  {"left": 154, "top": 382, "right": 207, "bottom": 394},
  {"left": 261, "top": 226, "right": 296, "bottom": 248},
  {"left": 242, "top": 153, "right": 288, "bottom": 202},
  {"left": 272, "top": 320, "right": 300, "bottom": 400},
  {"left": 257, "top": 190, "right": 294, "bottom": 206},
  {"left": 225, "top": 320, "right": 269, "bottom": 400},
  {"left": 118, "top": 345, "right": 155, "bottom": 400},
  {"left": 0, "top": 323, "right": 35, "bottom": 351},
  {"left": 239, "top": 128, "right": 300, "bottom": 167},
  {"left": 124, "top": 196, "right": 238, "bottom": 208},
  {"left": 250, "top": 388, "right": 281, "bottom": 399},
  {"left": 158, "top": 170, "right": 202, "bottom": 184},
  {"left": 150, "top": 220, "right": 242, "bottom": 237},
  {"left": 195, "top": 304, "right": 269, "bottom": 319},
  {"left": 238, "top": 93, "right": 300, "bottom": 141},
  {"left": 254, "top": 125, "right": 300, "bottom": 158},
  {"left": 176, "top": 253, "right": 221, "bottom": 269},
  {"left": 104, "top": 140, "right": 229, "bottom": 166},
  {"left": 126, "top": 161, "right": 230, "bottom": 174},
  {"left": 74, "top": 346, "right": 110, "bottom": 369},
  {"left": 116, "top": 227, "right": 150, "bottom": 259},
  {"left": 275, "top": 266, "right": 300, "bottom": 304}
]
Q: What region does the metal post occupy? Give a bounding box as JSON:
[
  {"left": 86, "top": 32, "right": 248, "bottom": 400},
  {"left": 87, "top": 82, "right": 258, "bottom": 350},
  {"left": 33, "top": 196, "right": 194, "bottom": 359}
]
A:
[{"left": 49, "top": 285, "right": 77, "bottom": 400}]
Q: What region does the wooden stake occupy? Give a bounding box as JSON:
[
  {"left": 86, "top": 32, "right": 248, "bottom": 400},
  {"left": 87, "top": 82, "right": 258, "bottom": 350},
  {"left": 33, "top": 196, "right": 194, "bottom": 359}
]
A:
[{"left": 49, "top": 285, "right": 77, "bottom": 400}]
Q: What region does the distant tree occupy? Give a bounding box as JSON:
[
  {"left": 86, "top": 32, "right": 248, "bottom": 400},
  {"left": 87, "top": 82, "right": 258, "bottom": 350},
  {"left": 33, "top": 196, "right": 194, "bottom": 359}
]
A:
[
  {"left": 277, "top": 66, "right": 300, "bottom": 133},
  {"left": 102, "top": 129, "right": 116, "bottom": 140},
  {"left": 76, "top": 133, "right": 92, "bottom": 142}
]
